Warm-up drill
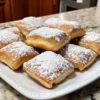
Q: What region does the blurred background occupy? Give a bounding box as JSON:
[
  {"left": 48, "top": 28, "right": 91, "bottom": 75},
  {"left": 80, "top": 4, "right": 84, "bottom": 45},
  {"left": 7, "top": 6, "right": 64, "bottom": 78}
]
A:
[{"left": 0, "top": 0, "right": 100, "bottom": 23}]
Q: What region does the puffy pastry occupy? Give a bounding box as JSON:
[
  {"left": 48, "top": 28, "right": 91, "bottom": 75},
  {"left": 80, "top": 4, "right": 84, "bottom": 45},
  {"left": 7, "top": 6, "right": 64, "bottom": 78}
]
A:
[
  {"left": 25, "top": 27, "right": 71, "bottom": 52},
  {"left": 60, "top": 44, "right": 97, "bottom": 71},
  {"left": 15, "top": 17, "right": 43, "bottom": 36},
  {"left": 79, "top": 32, "right": 100, "bottom": 55},
  {"left": 44, "top": 18, "right": 85, "bottom": 39},
  {"left": 23, "top": 51, "right": 74, "bottom": 88},
  {"left": 0, "top": 41, "right": 38, "bottom": 70},
  {"left": 4, "top": 27, "right": 25, "bottom": 41},
  {"left": 0, "top": 29, "right": 21, "bottom": 49}
]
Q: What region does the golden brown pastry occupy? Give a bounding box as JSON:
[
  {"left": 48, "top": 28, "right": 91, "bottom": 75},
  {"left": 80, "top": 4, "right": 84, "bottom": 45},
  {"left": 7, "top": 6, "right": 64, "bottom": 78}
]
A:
[
  {"left": 23, "top": 51, "right": 74, "bottom": 88},
  {"left": 79, "top": 32, "right": 100, "bottom": 55},
  {"left": 0, "top": 29, "right": 22, "bottom": 49},
  {"left": 60, "top": 44, "right": 97, "bottom": 71},
  {"left": 44, "top": 18, "right": 85, "bottom": 39},
  {"left": 4, "top": 27, "right": 25, "bottom": 41},
  {"left": 25, "top": 27, "right": 71, "bottom": 52},
  {"left": 15, "top": 17, "right": 43, "bottom": 36},
  {"left": 0, "top": 41, "right": 38, "bottom": 70}
]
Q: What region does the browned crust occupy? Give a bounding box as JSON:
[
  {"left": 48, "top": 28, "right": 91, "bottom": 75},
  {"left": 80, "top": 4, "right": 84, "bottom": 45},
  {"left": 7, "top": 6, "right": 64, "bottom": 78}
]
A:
[
  {"left": 15, "top": 23, "right": 30, "bottom": 36},
  {"left": 0, "top": 50, "right": 38, "bottom": 70},
  {"left": 79, "top": 40, "right": 100, "bottom": 55},
  {"left": 23, "top": 67, "right": 74, "bottom": 88},
  {"left": 45, "top": 24, "right": 86, "bottom": 40},
  {"left": 23, "top": 67, "right": 53, "bottom": 88},
  {"left": 25, "top": 34, "right": 70, "bottom": 52}
]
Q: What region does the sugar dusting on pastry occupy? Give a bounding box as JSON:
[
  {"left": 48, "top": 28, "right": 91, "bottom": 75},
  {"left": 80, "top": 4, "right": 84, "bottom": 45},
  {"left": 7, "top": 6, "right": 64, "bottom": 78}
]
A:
[
  {"left": 65, "top": 21, "right": 80, "bottom": 29},
  {"left": 45, "top": 18, "right": 80, "bottom": 29},
  {"left": 23, "top": 51, "right": 73, "bottom": 81},
  {"left": 16, "top": 17, "right": 43, "bottom": 31},
  {"left": 27, "top": 27, "right": 69, "bottom": 42},
  {"left": 0, "top": 30, "right": 21, "bottom": 46},
  {"left": 81, "top": 32, "right": 100, "bottom": 43},
  {"left": 4, "top": 27, "right": 19, "bottom": 32},
  {"left": 60, "top": 44, "right": 97, "bottom": 66},
  {"left": 4, "top": 27, "right": 21, "bottom": 36},
  {"left": 1, "top": 41, "right": 38, "bottom": 60}
]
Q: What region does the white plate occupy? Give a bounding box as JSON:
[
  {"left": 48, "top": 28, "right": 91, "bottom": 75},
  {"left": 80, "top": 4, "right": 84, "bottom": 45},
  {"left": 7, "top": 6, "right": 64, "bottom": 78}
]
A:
[{"left": 0, "top": 57, "right": 100, "bottom": 100}]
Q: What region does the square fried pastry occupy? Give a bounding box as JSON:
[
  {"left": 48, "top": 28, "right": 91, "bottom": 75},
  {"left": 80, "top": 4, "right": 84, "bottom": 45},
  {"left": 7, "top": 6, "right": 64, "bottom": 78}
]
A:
[
  {"left": 0, "top": 29, "right": 22, "bottom": 49},
  {"left": 44, "top": 18, "right": 85, "bottom": 39},
  {"left": 4, "top": 27, "right": 25, "bottom": 41},
  {"left": 0, "top": 41, "right": 38, "bottom": 70},
  {"left": 79, "top": 32, "right": 100, "bottom": 55},
  {"left": 25, "top": 27, "right": 70, "bottom": 52},
  {"left": 23, "top": 51, "right": 74, "bottom": 88},
  {"left": 15, "top": 17, "right": 43, "bottom": 36},
  {"left": 60, "top": 44, "right": 97, "bottom": 71}
]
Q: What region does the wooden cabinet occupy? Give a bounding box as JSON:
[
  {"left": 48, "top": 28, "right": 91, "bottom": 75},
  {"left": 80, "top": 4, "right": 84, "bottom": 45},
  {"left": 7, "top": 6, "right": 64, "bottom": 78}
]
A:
[
  {"left": 39, "top": 0, "right": 58, "bottom": 16},
  {"left": 0, "top": 0, "right": 6, "bottom": 22},
  {"left": 0, "top": 6, "right": 5, "bottom": 22},
  {"left": 28, "top": 0, "right": 58, "bottom": 16},
  {"left": 0, "top": 0, "right": 58, "bottom": 23}
]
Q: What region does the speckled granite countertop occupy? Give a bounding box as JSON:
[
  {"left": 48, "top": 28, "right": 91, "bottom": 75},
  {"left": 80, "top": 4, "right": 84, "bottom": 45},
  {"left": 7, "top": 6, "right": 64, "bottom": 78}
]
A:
[{"left": 0, "top": 7, "right": 100, "bottom": 100}]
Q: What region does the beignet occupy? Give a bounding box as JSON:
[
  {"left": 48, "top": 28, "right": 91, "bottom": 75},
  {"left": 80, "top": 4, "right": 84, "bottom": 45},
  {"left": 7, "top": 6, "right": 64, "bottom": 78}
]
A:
[
  {"left": 79, "top": 32, "right": 100, "bottom": 55},
  {"left": 4, "top": 27, "right": 25, "bottom": 41},
  {"left": 0, "top": 29, "right": 21, "bottom": 49},
  {"left": 60, "top": 44, "right": 97, "bottom": 71},
  {"left": 25, "top": 27, "right": 70, "bottom": 51},
  {"left": 23, "top": 51, "right": 74, "bottom": 88},
  {"left": 0, "top": 41, "right": 38, "bottom": 70},
  {"left": 15, "top": 17, "right": 43, "bottom": 36},
  {"left": 44, "top": 18, "right": 85, "bottom": 39}
]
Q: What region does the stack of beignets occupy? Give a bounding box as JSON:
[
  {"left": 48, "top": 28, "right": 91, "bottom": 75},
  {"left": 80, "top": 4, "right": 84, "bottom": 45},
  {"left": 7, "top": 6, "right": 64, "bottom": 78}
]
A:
[{"left": 0, "top": 16, "right": 98, "bottom": 88}]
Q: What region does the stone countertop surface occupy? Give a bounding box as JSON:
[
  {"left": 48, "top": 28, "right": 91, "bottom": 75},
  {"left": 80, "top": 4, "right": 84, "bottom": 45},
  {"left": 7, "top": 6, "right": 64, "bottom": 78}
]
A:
[{"left": 0, "top": 7, "right": 100, "bottom": 100}]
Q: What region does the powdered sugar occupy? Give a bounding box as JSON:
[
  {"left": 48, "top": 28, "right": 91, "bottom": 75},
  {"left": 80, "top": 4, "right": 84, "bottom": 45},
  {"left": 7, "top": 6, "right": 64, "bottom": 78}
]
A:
[
  {"left": 4, "top": 27, "right": 19, "bottom": 32},
  {"left": 17, "top": 17, "right": 43, "bottom": 31},
  {"left": 65, "top": 21, "right": 80, "bottom": 29},
  {"left": 23, "top": 51, "right": 73, "bottom": 81},
  {"left": 81, "top": 32, "right": 100, "bottom": 43},
  {"left": 27, "top": 27, "right": 67, "bottom": 42},
  {"left": 0, "top": 30, "right": 21, "bottom": 46},
  {"left": 60, "top": 44, "right": 97, "bottom": 66},
  {"left": 4, "top": 27, "right": 21, "bottom": 36},
  {"left": 45, "top": 18, "right": 80, "bottom": 29},
  {"left": 1, "top": 41, "right": 38, "bottom": 60}
]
